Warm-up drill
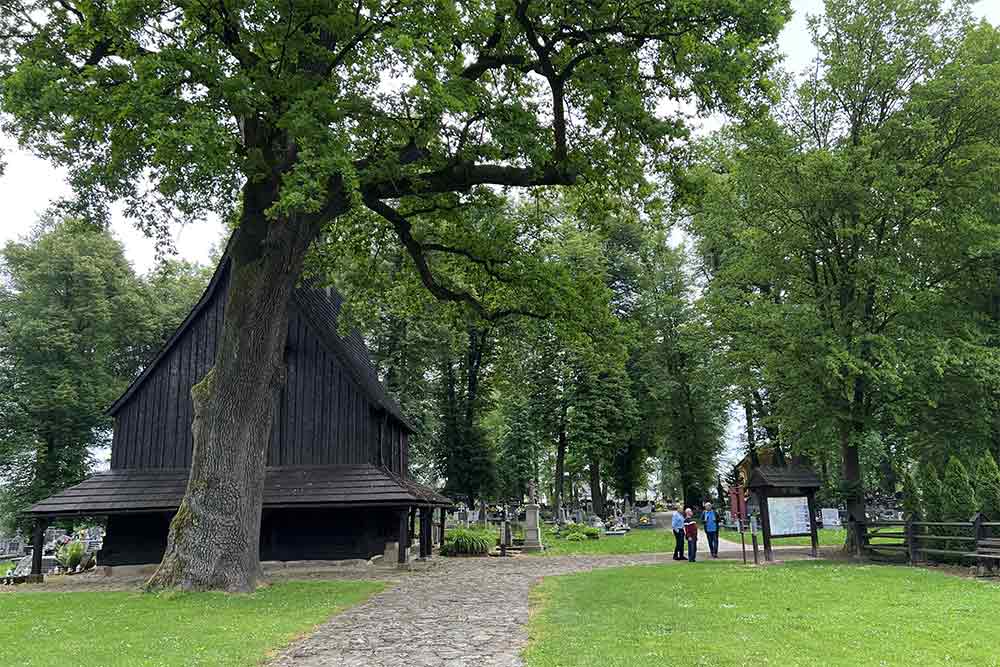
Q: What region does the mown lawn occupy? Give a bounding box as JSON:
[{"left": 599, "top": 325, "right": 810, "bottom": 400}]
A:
[
  {"left": 720, "top": 527, "right": 847, "bottom": 547},
  {"left": 525, "top": 561, "right": 1000, "bottom": 666},
  {"left": 532, "top": 525, "right": 676, "bottom": 556},
  {"left": 1, "top": 559, "right": 14, "bottom": 575},
  {"left": 2, "top": 580, "right": 383, "bottom": 666}
]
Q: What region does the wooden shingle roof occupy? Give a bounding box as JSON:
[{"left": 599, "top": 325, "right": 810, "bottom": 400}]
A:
[
  {"left": 747, "top": 465, "right": 822, "bottom": 490},
  {"left": 24, "top": 465, "right": 451, "bottom": 517}
]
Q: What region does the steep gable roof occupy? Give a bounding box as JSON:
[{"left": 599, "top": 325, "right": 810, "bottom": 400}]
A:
[{"left": 108, "top": 254, "right": 413, "bottom": 431}]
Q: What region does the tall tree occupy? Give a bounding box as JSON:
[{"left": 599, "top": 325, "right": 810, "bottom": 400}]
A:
[
  {"left": 0, "top": 220, "right": 207, "bottom": 531},
  {"left": 0, "top": 0, "right": 788, "bottom": 590},
  {"left": 682, "top": 1, "right": 1000, "bottom": 545}
]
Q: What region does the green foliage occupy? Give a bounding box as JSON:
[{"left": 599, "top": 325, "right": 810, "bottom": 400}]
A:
[
  {"left": 974, "top": 454, "right": 1000, "bottom": 520},
  {"left": 681, "top": 0, "right": 1000, "bottom": 508},
  {"left": 558, "top": 523, "right": 600, "bottom": 540},
  {"left": 56, "top": 541, "right": 85, "bottom": 570},
  {"left": 919, "top": 463, "right": 945, "bottom": 522},
  {"left": 441, "top": 527, "right": 495, "bottom": 556},
  {"left": 0, "top": 220, "right": 209, "bottom": 531},
  {"left": 941, "top": 457, "right": 976, "bottom": 522},
  {"left": 900, "top": 469, "right": 922, "bottom": 519}
]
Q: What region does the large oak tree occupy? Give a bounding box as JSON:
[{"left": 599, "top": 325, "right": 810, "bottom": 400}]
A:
[{"left": 1, "top": 0, "right": 788, "bottom": 590}]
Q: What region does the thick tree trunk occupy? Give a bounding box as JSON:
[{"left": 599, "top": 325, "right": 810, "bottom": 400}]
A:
[
  {"left": 840, "top": 422, "right": 866, "bottom": 555},
  {"left": 553, "top": 421, "right": 567, "bottom": 521},
  {"left": 589, "top": 455, "right": 605, "bottom": 518},
  {"left": 147, "top": 203, "right": 323, "bottom": 592}
]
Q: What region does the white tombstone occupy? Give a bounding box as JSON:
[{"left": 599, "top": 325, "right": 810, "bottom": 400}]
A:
[{"left": 821, "top": 508, "right": 841, "bottom": 528}]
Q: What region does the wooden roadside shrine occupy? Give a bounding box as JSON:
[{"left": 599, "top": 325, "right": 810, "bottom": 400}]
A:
[{"left": 747, "top": 465, "right": 821, "bottom": 561}]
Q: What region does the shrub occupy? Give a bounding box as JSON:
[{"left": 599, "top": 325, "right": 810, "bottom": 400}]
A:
[
  {"left": 57, "top": 541, "right": 86, "bottom": 570},
  {"left": 920, "top": 463, "right": 944, "bottom": 522},
  {"left": 974, "top": 454, "right": 1000, "bottom": 521},
  {"left": 901, "top": 469, "right": 921, "bottom": 519},
  {"left": 942, "top": 457, "right": 976, "bottom": 522},
  {"left": 441, "top": 527, "right": 495, "bottom": 556},
  {"left": 558, "top": 523, "right": 601, "bottom": 540}
]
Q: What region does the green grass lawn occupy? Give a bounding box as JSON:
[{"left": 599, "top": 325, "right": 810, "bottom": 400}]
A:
[
  {"left": 524, "top": 561, "right": 1000, "bottom": 666},
  {"left": 720, "top": 527, "right": 848, "bottom": 547},
  {"left": 533, "top": 525, "right": 676, "bottom": 556},
  {"left": 2, "top": 580, "right": 383, "bottom": 666},
  {"left": 1, "top": 559, "right": 14, "bottom": 575}
]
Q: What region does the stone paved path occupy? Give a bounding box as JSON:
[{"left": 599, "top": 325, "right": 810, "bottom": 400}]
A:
[
  {"left": 269, "top": 522, "right": 820, "bottom": 667},
  {"left": 267, "top": 523, "right": 799, "bottom": 667},
  {"left": 270, "top": 553, "right": 681, "bottom": 667}
]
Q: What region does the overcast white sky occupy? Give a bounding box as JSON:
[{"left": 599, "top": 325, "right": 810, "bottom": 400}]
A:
[{"left": 1, "top": 0, "right": 997, "bottom": 274}]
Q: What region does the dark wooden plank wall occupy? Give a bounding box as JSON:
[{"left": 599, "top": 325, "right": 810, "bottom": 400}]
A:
[{"left": 111, "top": 278, "right": 406, "bottom": 472}]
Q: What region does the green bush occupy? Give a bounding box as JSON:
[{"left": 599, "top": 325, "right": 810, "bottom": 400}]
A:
[
  {"left": 975, "top": 454, "right": 1000, "bottom": 521},
  {"left": 920, "top": 463, "right": 944, "bottom": 522},
  {"left": 901, "top": 469, "right": 921, "bottom": 519},
  {"left": 57, "top": 541, "right": 86, "bottom": 570},
  {"left": 441, "top": 527, "right": 495, "bottom": 556},
  {"left": 558, "top": 523, "right": 601, "bottom": 540}
]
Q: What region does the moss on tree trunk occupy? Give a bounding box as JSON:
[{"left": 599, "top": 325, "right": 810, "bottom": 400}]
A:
[{"left": 146, "top": 204, "right": 323, "bottom": 592}]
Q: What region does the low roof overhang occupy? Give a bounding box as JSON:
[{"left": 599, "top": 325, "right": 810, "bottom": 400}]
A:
[
  {"left": 747, "top": 465, "right": 822, "bottom": 491},
  {"left": 24, "top": 464, "right": 452, "bottom": 518}
]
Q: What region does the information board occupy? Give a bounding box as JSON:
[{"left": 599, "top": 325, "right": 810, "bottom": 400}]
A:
[
  {"left": 821, "top": 507, "right": 841, "bottom": 528},
  {"left": 768, "top": 496, "right": 811, "bottom": 536}
]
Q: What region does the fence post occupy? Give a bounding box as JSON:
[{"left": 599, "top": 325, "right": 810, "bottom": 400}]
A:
[
  {"left": 906, "top": 515, "right": 916, "bottom": 564},
  {"left": 972, "top": 512, "right": 985, "bottom": 576}
]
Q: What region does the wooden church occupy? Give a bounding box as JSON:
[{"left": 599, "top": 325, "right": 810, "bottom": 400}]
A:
[{"left": 24, "top": 254, "right": 450, "bottom": 573}]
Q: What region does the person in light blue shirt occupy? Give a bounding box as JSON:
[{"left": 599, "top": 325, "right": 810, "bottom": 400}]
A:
[
  {"left": 671, "top": 504, "right": 686, "bottom": 560},
  {"left": 702, "top": 502, "right": 720, "bottom": 558}
]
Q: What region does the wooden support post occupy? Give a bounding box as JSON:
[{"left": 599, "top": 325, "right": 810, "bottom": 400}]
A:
[
  {"left": 439, "top": 507, "right": 446, "bottom": 546},
  {"left": 398, "top": 509, "right": 409, "bottom": 565},
  {"left": 408, "top": 506, "right": 416, "bottom": 544},
  {"left": 906, "top": 515, "right": 916, "bottom": 564},
  {"left": 758, "top": 494, "right": 773, "bottom": 562},
  {"left": 418, "top": 508, "right": 431, "bottom": 559},
  {"left": 30, "top": 520, "right": 46, "bottom": 578},
  {"left": 806, "top": 491, "right": 819, "bottom": 558},
  {"left": 973, "top": 512, "right": 985, "bottom": 576}
]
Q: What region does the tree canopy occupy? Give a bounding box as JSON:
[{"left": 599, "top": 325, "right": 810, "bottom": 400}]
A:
[{"left": 0, "top": 219, "right": 208, "bottom": 532}]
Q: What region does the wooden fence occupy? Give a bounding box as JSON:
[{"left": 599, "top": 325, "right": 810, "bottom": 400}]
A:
[{"left": 856, "top": 513, "right": 1000, "bottom": 573}]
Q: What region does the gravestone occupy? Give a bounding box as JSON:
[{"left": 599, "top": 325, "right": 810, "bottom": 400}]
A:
[
  {"left": 821, "top": 508, "right": 841, "bottom": 528},
  {"left": 522, "top": 503, "right": 544, "bottom": 552}
]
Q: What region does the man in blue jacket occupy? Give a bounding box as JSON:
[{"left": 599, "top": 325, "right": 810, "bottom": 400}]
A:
[
  {"left": 671, "top": 504, "right": 686, "bottom": 560},
  {"left": 702, "top": 502, "right": 720, "bottom": 558}
]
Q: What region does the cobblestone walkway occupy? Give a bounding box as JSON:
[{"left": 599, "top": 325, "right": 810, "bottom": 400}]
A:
[{"left": 270, "top": 550, "right": 709, "bottom": 667}]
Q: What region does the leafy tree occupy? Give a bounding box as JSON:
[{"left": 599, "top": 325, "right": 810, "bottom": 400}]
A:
[
  {"left": 631, "top": 244, "right": 727, "bottom": 508},
  {"left": 919, "top": 463, "right": 945, "bottom": 522},
  {"left": 942, "top": 457, "right": 976, "bottom": 522},
  {"left": 682, "top": 1, "right": 1000, "bottom": 543},
  {"left": 0, "top": 0, "right": 788, "bottom": 590},
  {"left": 0, "top": 220, "right": 206, "bottom": 531},
  {"left": 974, "top": 454, "right": 1000, "bottom": 520},
  {"left": 900, "top": 468, "right": 922, "bottom": 519}
]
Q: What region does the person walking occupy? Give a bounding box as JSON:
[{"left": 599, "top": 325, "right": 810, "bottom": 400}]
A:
[
  {"left": 683, "top": 508, "right": 698, "bottom": 562},
  {"left": 702, "top": 502, "right": 720, "bottom": 558},
  {"left": 671, "top": 504, "right": 686, "bottom": 560}
]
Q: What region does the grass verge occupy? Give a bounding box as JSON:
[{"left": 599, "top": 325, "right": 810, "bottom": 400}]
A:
[
  {"left": 531, "top": 525, "right": 675, "bottom": 556},
  {"left": 524, "top": 561, "right": 1000, "bottom": 666},
  {"left": 720, "top": 527, "right": 847, "bottom": 547},
  {"left": 2, "top": 579, "right": 383, "bottom": 666}
]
